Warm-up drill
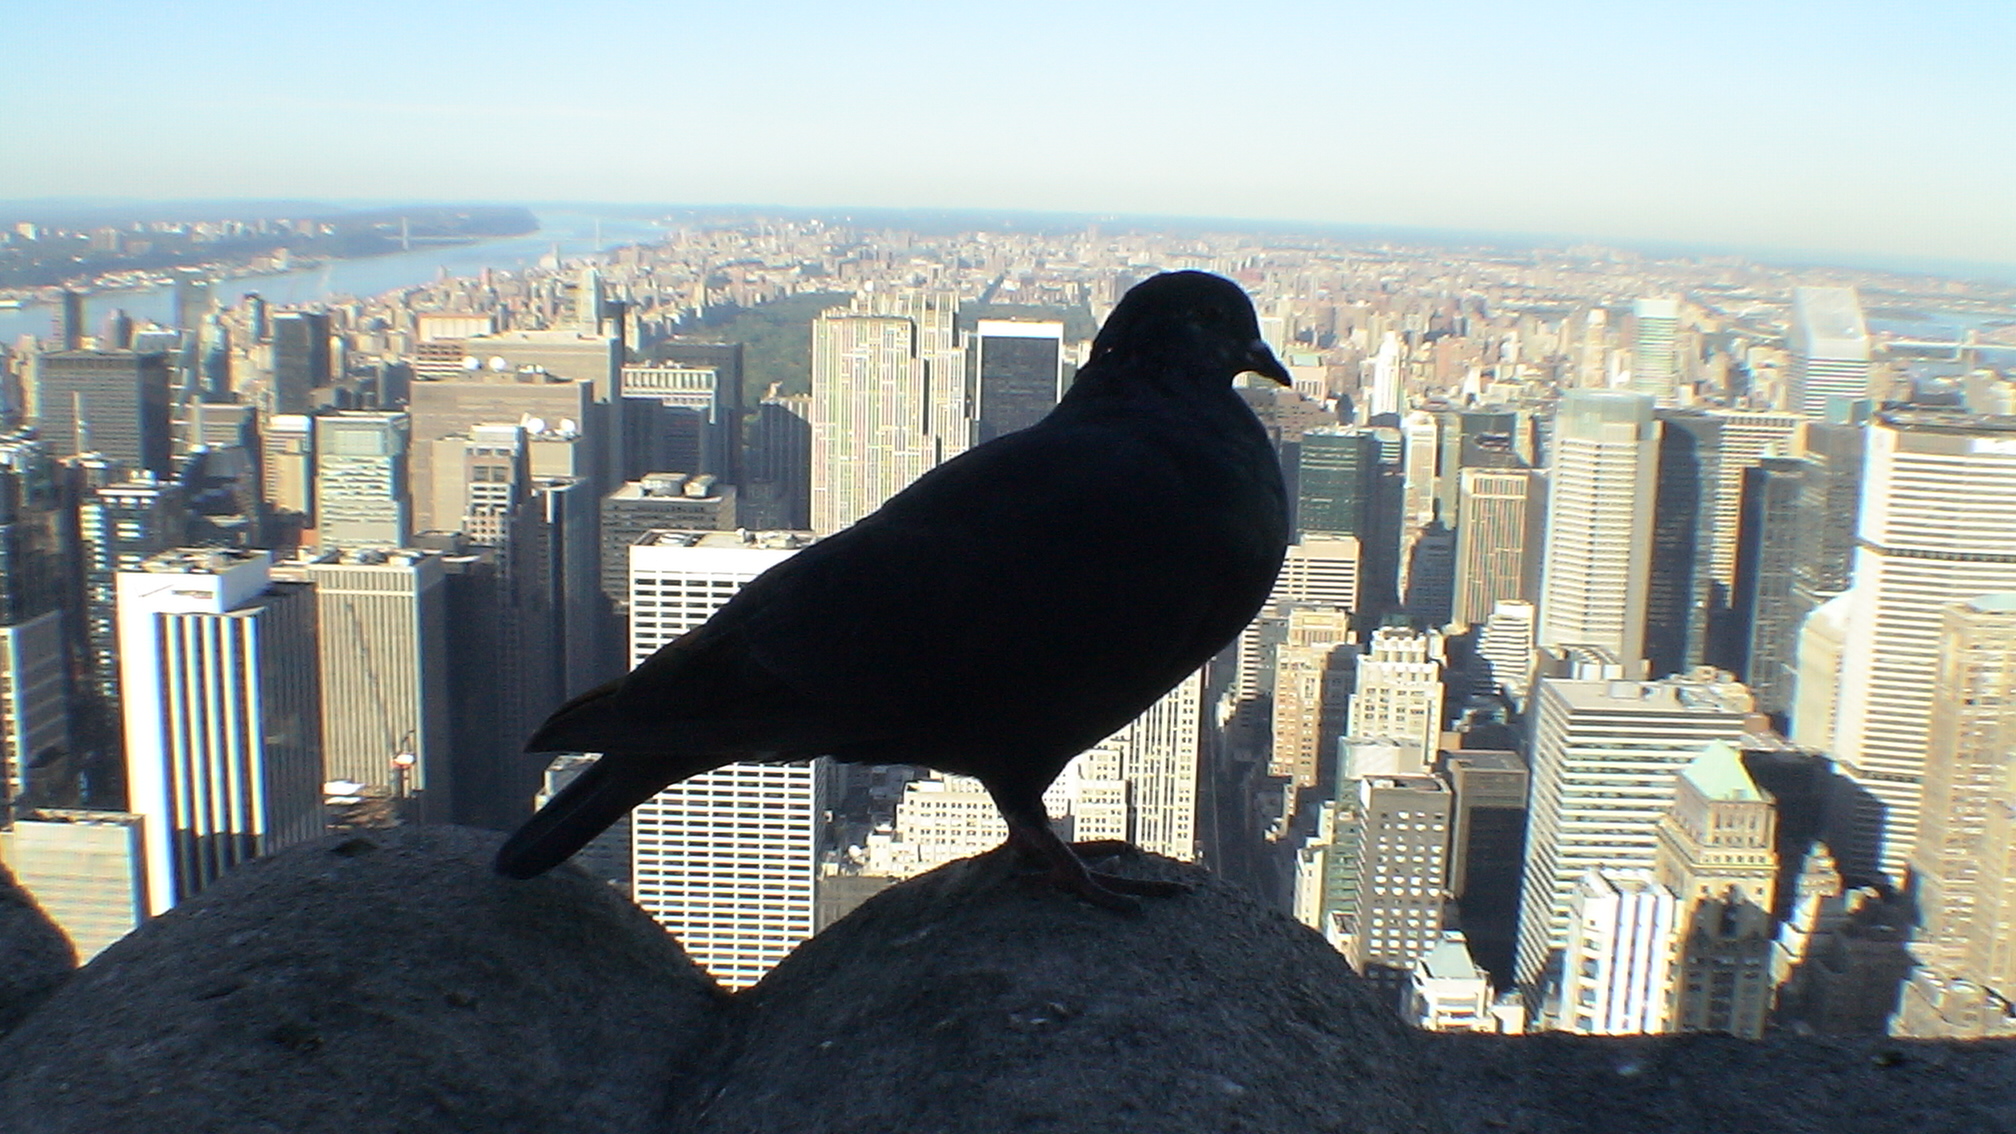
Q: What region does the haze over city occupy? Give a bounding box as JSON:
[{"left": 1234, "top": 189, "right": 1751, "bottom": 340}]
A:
[{"left": 6, "top": 0, "right": 2013, "bottom": 268}]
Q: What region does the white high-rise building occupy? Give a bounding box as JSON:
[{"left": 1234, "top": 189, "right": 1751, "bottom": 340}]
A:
[
  {"left": 1830, "top": 412, "right": 2016, "bottom": 874},
  {"left": 1630, "top": 298, "right": 1681, "bottom": 403},
  {"left": 1557, "top": 870, "right": 1679, "bottom": 1035},
  {"left": 809, "top": 289, "right": 967, "bottom": 535},
  {"left": 1788, "top": 287, "right": 1872, "bottom": 418},
  {"left": 624, "top": 529, "right": 822, "bottom": 989},
  {"left": 115, "top": 549, "right": 322, "bottom": 914},
  {"left": 1515, "top": 670, "right": 1751, "bottom": 991},
  {"left": 1366, "top": 331, "right": 1402, "bottom": 419},
  {"left": 1478, "top": 600, "right": 1538, "bottom": 704},
  {"left": 1537, "top": 390, "right": 1658, "bottom": 666},
  {"left": 1347, "top": 627, "right": 1444, "bottom": 774}
]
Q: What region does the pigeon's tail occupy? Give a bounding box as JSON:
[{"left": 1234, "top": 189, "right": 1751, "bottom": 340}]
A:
[{"left": 493, "top": 752, "right": 667, "bottom": 879}]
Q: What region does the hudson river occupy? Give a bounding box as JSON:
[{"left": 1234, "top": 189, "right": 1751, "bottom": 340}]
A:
[{"left": 0, "top": 210, "right": 663, "bottom": 343}]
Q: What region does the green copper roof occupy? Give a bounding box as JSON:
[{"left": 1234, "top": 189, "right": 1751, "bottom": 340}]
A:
[
  {"left": 1966, "top": 593, "right": 2016, "bottom": 613},
  {"left": 1679, "top": 739, "right": 1763, "bottom": 802}
]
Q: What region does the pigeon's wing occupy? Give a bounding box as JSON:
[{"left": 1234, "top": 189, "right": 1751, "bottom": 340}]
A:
[{"left": 715, "top": 406, "right": 1283, "bottom": 746}]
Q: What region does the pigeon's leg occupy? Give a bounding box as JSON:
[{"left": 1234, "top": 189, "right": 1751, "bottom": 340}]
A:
[{"left": 991, "top": 787, "right": 1187, "bottom": 912}]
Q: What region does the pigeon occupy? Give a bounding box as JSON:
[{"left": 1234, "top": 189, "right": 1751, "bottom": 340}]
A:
[{"left": 495, "top": 270, "right": 1291, "bottom": 910}]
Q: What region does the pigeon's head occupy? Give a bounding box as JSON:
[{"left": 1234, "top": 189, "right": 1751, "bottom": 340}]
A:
[{"left": 1088, "top": 271, "right": 1291, "bottom": 386}]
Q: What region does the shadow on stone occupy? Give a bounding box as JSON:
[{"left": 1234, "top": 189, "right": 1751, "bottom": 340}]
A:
[{"left": 0, "top": 861, "right": 75, "bottom": 1038}]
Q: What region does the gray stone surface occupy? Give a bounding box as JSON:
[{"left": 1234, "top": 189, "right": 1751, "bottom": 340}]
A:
[
  {"left": 0, "top": 826, "right": 721, "bottom": 1134},
  {"left": 680, "top": 845, "right": 1443, "bottom": 1134},
  {"left": 0, "top": 861, "right": 75, "bottom": 1038},
  {"left": 1431, "top": 1030, "right": 2016, "bottom": 1134},
  {"left": 3, "top": 827, "right": 2014, "bottom": 1133}
]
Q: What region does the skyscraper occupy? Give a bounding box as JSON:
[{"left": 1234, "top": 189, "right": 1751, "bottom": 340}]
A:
[
  {"left": 31, "top": 350, "right": 173, "bottom": 475},
  {"left": 1452, "top": 466, "right": 1539, "bottom": 629},
  {"left": 1788, "top": 287, "right": 1872, "bottom": 418},
  {"left": 1340, "top": 774, "right": 1452, "bottom": 987},
  {"left": 1630, "top": 298, "right": 1681, "bottom": 403},
  {"left": 1536, "top": 390, "right": 1657, "bottom": 666},
  {"left": 809, "top": 289, "right": 967, "bottom": 535},
  {"left": 313, "top": 412, "right": 411, "bottom": 547},
  {"left": 972, "top": 319, "right": 1063, "bottom": 444},
  {"left": 115, "top": 550, "right": 321, "bottom": 914},
  {"left": 302, "top": 549, "right": 453, "bottom": 819},
  {"left": 50, "top": 290, "right": 85, "bottom": 352},
  {"left": 1295, "top": 428, "right": 1380, "bottom": 540},
  {"left": 0, "top": 434, "right": 73, "bottom": 807},
  {"left": 623, "top": 529, "right": 821, "bottom": 988},
  {"left": 1907, "top": 595, "right": 2016, "bottom": 987},
  {"left": 77, "top": 474, "right": 188, "bottom": 714},
  {"left": 1831, "top": 411, "right": 2016, "bottom": 874},
  {"left": 1733, "top": 456, "right": 1811, "bottom": 719},
  {"left": 270, "top": 311, "right": 331, "bottom": 415},
  {"left": 1516, "top": 670, "right": 1752, "bottom": 991}
]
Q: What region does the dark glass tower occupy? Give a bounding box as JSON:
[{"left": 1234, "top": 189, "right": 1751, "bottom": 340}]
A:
[
  {"left": 270, "top": 312, "right": 331, "bottom": 414},
  {"left": 973, "top": 322, "right": 1062, "bottom": 444}
]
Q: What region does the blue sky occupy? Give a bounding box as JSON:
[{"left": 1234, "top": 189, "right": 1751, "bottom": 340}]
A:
[{"left": 5, "top": 0, "right": 2012, "bottom": 265}]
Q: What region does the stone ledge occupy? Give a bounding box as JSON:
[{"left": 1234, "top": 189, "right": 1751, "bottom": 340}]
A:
[{"left": 1, "top": 827, "right": 2012, "bottom": 1133}]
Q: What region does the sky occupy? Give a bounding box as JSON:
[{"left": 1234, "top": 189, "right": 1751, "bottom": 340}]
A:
[{"left": 5, "top": 0, "right": 2013, "bottom": 267}]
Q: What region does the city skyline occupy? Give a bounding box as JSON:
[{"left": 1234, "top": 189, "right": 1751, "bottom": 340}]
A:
[{"left": 4, "top": 1, "right": 2013, "bottom": 268}]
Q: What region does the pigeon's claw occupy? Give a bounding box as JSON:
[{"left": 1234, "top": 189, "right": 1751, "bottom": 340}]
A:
[{"left": 1001, "top": 815, "right": 1184, "bottom": 914}]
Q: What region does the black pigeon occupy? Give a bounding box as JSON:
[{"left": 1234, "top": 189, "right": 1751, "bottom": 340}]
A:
[{"left": 495, "top": 271, "right": 1291, "bottom": 910}]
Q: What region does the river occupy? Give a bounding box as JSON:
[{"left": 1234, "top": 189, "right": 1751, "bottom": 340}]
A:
[{"left": 0, "top": 210, "right": 665, "bottom": 343}]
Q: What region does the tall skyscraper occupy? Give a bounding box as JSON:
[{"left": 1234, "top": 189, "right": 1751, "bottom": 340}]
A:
[
  {"left": 1647, "top": 409, "right": 1804, "bottom": 676},
  {"left": 404, "top": 371, "right": 596, "bottom": 534},
  {"left": 972, "top": 319, "right": 1063, "bottom": 444},
  {"left": 0, "top": 434, "right": 74, "bottom": 807},
  {"left": 313, "top": 412, "right": 411, "bottom": 547},
  {"left": 1630, "top": 298, "right": 1681, "bottom": 403},
  {"left": 302, "top": 549, "right": 453, "bottom": 819},
  {"left": 1536, "top": 390, "right": 1657, "bottom": 666},
  {"left": 50, "top": 290, "right": 85, "bottom": 352},
  {"left": 115, "top": 550, "right": 321, "bottom": 914},
  {"left": 623, "top": 529, "right": 821, "bottom": 988},
  {"left": 1295, "top": 427, "right": 1380, "bottom": 540},
  {"left": 1907, "top": 595, "right": 2016, "bottom": 985},
  {"left": 1831, "top": 412, "right": 2016, "bottom": 874},
  {"left": 809, "top": 289, "right": 967, "bottom": 534},
  {"left": 1788, "top": 287, "right": 1872, "bottom": 418},
  {"left": 1733, "top": 456, "right": 1811, "bottom": 719},
  {"left": 31, "top": 350, "right": 173, "bottom": 475},
  {"left": 270, "top": 311, "right": 331, "bottom": 415},
  {"left": 1516, "top": 670, "right": 1752, "bottom": 991},
  {"left": 77, "top": 474, "right": 188, "bottom": 713},
  {"left": 1365, "top": 331, "right": 1402, "bottom": 419},
  {"left": 1452, "top": 466, "right": 1539, "bottom": 628},
  {"left": 619, "top": 363, "right": 732, "bottom": 483}
]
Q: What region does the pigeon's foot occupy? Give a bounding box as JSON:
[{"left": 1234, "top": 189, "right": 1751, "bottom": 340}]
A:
[{"left": 1002, "top": 823, "right": 1189, "bottom": 913}]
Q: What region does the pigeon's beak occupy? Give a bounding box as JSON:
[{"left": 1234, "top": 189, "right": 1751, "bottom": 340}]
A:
[{"left": 1245, "top": 339, "right": 1292, "bottom": 385}]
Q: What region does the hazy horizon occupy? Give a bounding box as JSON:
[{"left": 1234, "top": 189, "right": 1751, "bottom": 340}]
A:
[{"left": 4, "top": 0, "right": 2012, "bottom": 267}]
